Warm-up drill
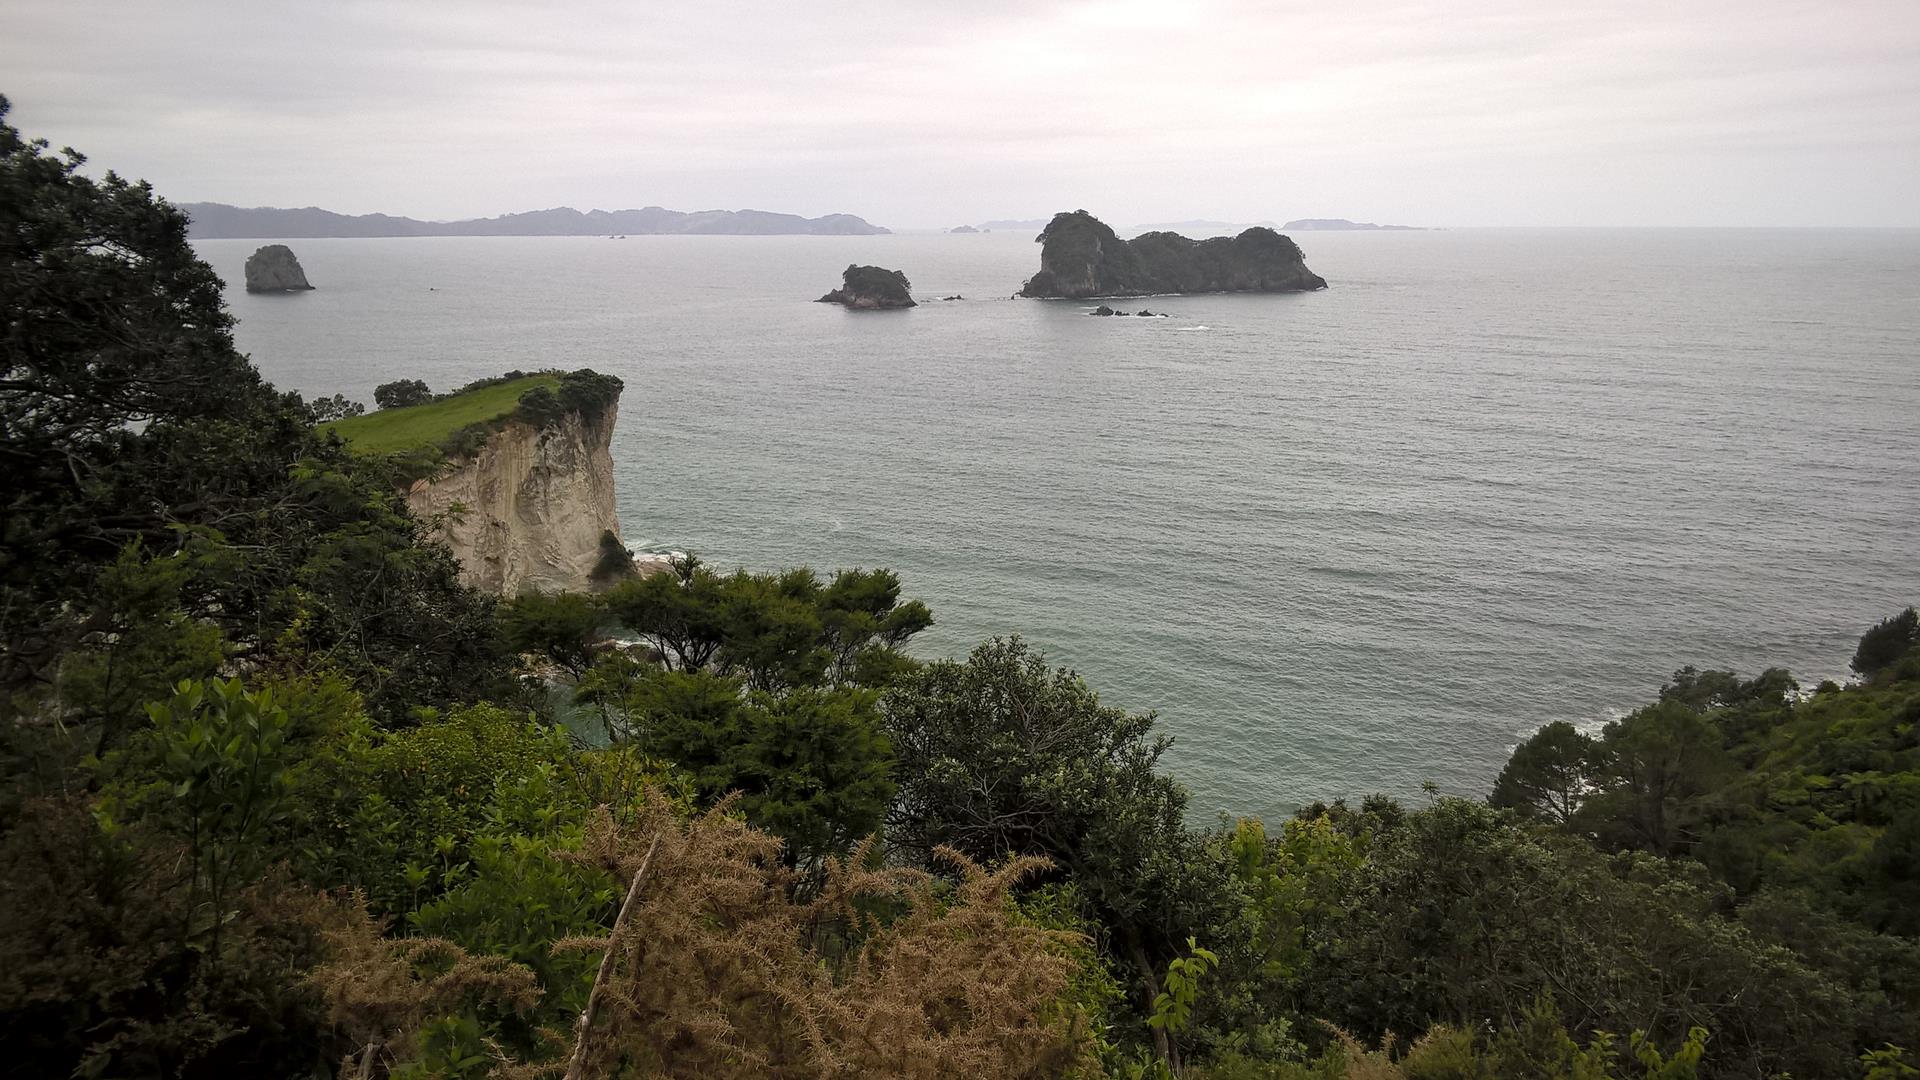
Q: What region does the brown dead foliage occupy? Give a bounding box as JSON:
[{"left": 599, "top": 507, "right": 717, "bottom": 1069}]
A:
[
  {"left": 556, "top": 794, "right": 1098, "bottom": 1079},
  {"left": 309, "top": 897, "right": 544, "bottom": 1078}
]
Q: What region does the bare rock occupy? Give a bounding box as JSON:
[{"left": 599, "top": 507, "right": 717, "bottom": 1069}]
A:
[{"left": 243, "top": 244, "right": 314, "bottom": 292}]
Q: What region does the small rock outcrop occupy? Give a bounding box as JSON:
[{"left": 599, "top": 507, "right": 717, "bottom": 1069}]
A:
[
  {"left": 1018, "top": 210, "right": 1326, "bottom": 298},
  {"left": 1089, "top": 305, "right": 1166, "bottom": 317},
  {"left": 816, "top": 264, "right": 916, "bottom": 309},
  {"left": 949, "top": 224, "right": 980, "bottom": 234},
  {"left": 243, "top": 244, "right": 314, "bottom": 292}
]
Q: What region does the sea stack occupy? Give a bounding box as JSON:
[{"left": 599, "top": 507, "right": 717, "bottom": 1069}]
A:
[
  {"left": 816, "top": 264, "right": 916, "bottom": 309},
  {"left": 243, "top": 244, "right": 315, "bottom": 293},
  {"left": 1017, "top": 210, "right": 1326, "bottom": 298}
]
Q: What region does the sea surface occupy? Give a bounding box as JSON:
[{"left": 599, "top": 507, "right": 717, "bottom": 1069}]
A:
[{"left": 194, "top": 228, "right": 1920, "bottom": 823}]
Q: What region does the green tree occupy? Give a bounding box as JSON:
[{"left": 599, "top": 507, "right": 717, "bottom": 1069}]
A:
[
  {"left": 0, "top": 95, "right": 297, "bottom": 695},
  {"left": 818, "top": 567, "right": 934, "bottom": 686},
  {"left": 727, "top": 686, "right": 895, "bottom": 868},
  {"left": 54, "top": 545, "right": 226, "bottom": 755},
  {"left": 305, "top": 392, "right": 366, "bottom": 423},
  {"left": 588, "top": 665, "right": 893, "bottom": 867},
  {"left": 1854, "top": 608, "right": 1919, "bottom": 679},
  {"left": 602, "top": 555, "right": 729, "bottom": 672},
  {"left": 1490, "top": 720, "right": 1600, "bottom": 824},
  {"left": 1300, "top": 798, "right": 1860, "bottom": 1079},
  {"left": 602, "top": 557, "right": 930, "bottom": 692},
  {"left": 107, "top": 678, "right": 301, "bottom": 958},
  {"left": 1581, "top": 700, "right": 1732, "bottom": 855},
  {"left": 499, "top": 590, "right": 604, "bottom": 677},
  {"left": 713, "top": 566, "right": 830, "bottom": 692},
  {"left": 374, "top": 378, "right": 433, "bottom": 409},
  {"left": 882, "top": 636, "right": 1230, "bottom": 1060}
]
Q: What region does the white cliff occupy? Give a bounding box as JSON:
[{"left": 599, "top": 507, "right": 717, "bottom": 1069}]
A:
[{"left": 405, "top": 402, "right": 623, "bottom": 595}]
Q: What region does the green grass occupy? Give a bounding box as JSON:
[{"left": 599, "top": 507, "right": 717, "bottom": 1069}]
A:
[{"left": 322, "top": 375, "right": 560, "bottom": 454}]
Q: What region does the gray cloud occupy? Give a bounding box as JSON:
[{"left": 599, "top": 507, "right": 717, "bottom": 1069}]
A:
[{"left": 4, "top": 0, "right": 1916, "bottom": 226}]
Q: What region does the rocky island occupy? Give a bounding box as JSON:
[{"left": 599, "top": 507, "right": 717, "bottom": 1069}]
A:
[
  {"left": 816, "top": 264, "right": 916, "bottom": 309},
  {"left": 1017, "top": 210, "right": 1326, "bottom": 298},
  {"left": 243, "top": 244, "right": 314, "bottom": 292}
]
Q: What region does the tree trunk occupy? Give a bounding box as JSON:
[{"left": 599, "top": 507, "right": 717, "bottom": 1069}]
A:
[{"left": 1124, "top": 927, "right": 1171, "bottom": 1066}]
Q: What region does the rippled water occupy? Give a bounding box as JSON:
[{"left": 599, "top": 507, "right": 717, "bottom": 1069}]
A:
[{"left": 197, "top": 228, "right": 1920, "bottom": 821}]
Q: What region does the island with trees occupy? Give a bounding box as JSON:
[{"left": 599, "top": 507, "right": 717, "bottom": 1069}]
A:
[
  {"left": 1018, "top": 210, "right": 1327, "bottom": 298},
  {"left": 4, "top": 96, "right": 1919, "bottom": 1080},
  {"left": 816, "top": 264, "right": 917, "bottom": 309}
]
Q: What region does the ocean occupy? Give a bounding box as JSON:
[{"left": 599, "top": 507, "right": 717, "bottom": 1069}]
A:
[{"left": 193, "top": 227, "right": 1920, "bottom": 822}]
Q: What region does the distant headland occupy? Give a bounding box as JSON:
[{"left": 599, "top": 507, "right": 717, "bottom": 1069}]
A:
[
  {"left": 182, "top": 202, "right": 890, "bottom": 239},
  {"left": 1282, "top": 218, "right": 1420, "bottom": 231},
  {"left": 973, "top": 216, "right": 1418, "bottom": 235},
  {"left": 1017, "top": 210, "right": 1327, "bottom": 298}
]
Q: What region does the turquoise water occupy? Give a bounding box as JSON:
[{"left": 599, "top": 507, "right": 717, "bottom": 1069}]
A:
[{"left": 198, "top": 228, "right": 1920, "bottom": 821}]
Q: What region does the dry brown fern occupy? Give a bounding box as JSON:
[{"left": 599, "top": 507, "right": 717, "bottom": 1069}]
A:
[
  {"left": 1315, "top": 1020, "right": 1408, "bottom": 1080},
  {"left": 308, "top": 894, "right": 542, "bottom": 1078},
  {"left": 555, "top": 793, "right": 1098, "bottom": 1079}
]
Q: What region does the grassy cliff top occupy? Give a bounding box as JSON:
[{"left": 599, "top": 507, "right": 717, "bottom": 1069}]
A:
[{"left": 321, "top": 374, "right": 561, "bottom": 454}]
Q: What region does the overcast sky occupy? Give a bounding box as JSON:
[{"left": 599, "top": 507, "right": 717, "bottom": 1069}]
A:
[{"left": 4, "top": 0, "right": 1917, "bottom": 228}]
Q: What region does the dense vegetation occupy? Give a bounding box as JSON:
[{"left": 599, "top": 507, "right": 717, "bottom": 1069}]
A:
[{"left": 4, "top": 97, "right": 1917, "bottom": 1078}]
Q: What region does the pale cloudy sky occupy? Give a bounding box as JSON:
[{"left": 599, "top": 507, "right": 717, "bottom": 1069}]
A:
[{"left": 4, "top": 0, "right": 1917, "bottom": 228}]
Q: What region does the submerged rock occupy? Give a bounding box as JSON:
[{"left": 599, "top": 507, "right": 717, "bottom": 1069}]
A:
[
  {"left": 243, "top": 244, "right": 315, "bottom": 293},
  {"left": 817, "top": 264, "right": 916, "bottom": 309},
  {"left": 1018, "top": 210, "right": 1326, "bottom": 298}
]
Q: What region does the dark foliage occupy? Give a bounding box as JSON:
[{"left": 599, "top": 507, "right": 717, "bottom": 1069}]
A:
[
  {"left": 1855, "top": 607, "right": 1920, "bottom": 679},
  {"left": 373, "top": 378, "right": 433, "bottom": 409},
  {"left": 305, "top": 393, "right": 366, "bottom": 423}
]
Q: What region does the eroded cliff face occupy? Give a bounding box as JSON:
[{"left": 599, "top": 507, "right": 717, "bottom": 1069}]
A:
[{"left": 405, "top": 403, "right": 622, "bottom": 595}]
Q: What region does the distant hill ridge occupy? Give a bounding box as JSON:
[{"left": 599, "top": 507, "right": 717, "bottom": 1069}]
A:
[
  {"left": 1282, "top": 217, "right": 1419, "bottom": 231},
  {"left": 182, "top": 202, "right": 890, "bottom": 238},
  {"left": 977, "top": 216, "right": 1420, "bottom": 236}
]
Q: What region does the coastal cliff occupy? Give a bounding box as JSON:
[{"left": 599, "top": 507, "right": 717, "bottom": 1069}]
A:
[
  {"left": 1018, "top": 210, "right": 1326, "bottom": 298},
  {"left": 322, "top": 370, "right": 641, "bottom": 595},
  {"left": 404, "top": 401, "right": 624, "bottom": 595}
]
